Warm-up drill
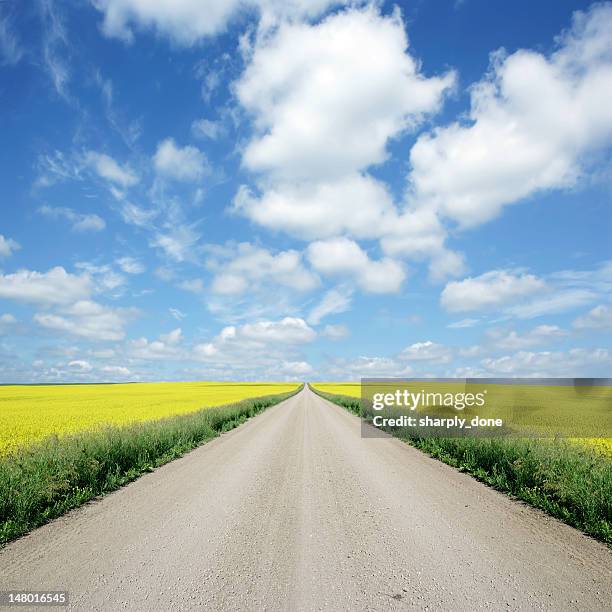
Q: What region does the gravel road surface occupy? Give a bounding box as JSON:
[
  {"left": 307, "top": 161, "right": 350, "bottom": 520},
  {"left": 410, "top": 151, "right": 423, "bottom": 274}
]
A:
[{"left": 1, "top": 386, "right": 610, "bottom": 611}]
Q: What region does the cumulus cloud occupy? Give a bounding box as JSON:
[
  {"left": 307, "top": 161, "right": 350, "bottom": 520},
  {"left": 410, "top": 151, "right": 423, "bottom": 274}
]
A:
[
  {"left": 573, "top": 304, "right": 612, "bottom": 330},
  {"left": 129, "top": 329, "right": 183, "bottom": 360},
  {"left": 238, "top": 317, "right": 316, "bottom": 344},
  {"left": 0, "top": 267, "right": 92, "bottom": 306},
  {"left": 0, "top": 234, "right": 20, "bottom": 258},
  {"left": 237, "top": 7, "right": 454, "bottom": 182},
  {"left": 407, "top": 3, "right": 612, "bottom": 227},
  {"left": 207, "top": 242, "right": 318, "bottom": 296},
  {"left": 68, "top": 359, "right": 93, "bottom": 372},
  {"left": 34, "top": 300, "right": 136, "bottom": 341},
  {"left": 481, "top": 348, "right": 611, "bottom": 377},
  {"left": 38, "top": 205, "right": 106, "bottom": 232},
  {"left": 85, "top": 151, "right": 138, "bottom": 187},
  {"left": 485, "top": 325, "right": 567, "bottom": 350},
  {"left": 307, "top": 237, "right": 405, "bottom": 294},
  {"left": 234, "top": 175, "right": 397, "bottom": 241},
  {"left": 74, "top": 261, "right": 126, "bottom": 294},
  {"left": 441, "top": 270, "right": 546, "bottom": 313},
  {"left": 101, "top": 365, "right": 131, "bottom": 377},
  {"left": 92, "top": 0, "right": 349, "bottom": 45},
  {"left": 233, "top": 5, "right": 455, "bottom": 275},
  {"left": 326, "top": 355, "right": 413, "bottom": 379},
  {"left": 280, "top": 360, "right": 313, "bottom": 375},
  {"left": 229, "top": 6, "right": 466, "bottom": 281},
  {"left": 399, "top": 341, "right": 452, "bottom": 363},
  {"left": 178, "top": 278, "right": 205, "bottom": 294},
  {"left": 153, "top": 138, "right": 206, "bottom": 181},
  {"left": 193, "top": 317, "right": 316, "bottom": 368}
]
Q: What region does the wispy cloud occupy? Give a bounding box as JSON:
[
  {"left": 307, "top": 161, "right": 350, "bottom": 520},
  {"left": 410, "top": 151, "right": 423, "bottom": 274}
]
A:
[
  {"left": 38, "top": 205, "right": 106, "bottom": 232},
  {"left": 39, "top": 0, "right": 71, "bottom": 99},
  {"left": 0, "top": 10, "right": 24, "bottom": 66}
]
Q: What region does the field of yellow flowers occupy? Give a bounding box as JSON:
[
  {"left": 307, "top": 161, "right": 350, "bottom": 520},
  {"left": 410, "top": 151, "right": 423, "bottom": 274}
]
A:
[
  {"left": 0, "top": 382, "right": 299, "bottom": 455},
  {"left": 311, "top": 382, "right": 612, "bottom": 456}
]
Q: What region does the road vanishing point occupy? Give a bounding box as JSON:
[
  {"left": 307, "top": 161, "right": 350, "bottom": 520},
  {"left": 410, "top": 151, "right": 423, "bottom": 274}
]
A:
[{"left": 1, "top": 386, "right": 611, "bottom": 611}]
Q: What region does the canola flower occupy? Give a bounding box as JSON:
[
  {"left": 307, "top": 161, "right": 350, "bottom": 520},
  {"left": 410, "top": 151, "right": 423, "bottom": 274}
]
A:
[
  {"left": 0, "top": 382, "right": 299, "bottom": 455},
  {"left": 311, "top": 382, "right": 612, "bottom": 457}
]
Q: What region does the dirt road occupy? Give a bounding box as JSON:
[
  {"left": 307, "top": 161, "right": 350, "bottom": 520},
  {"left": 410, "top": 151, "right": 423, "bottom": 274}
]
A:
[{"left": 1, "top": 386, "right": 610, "bottom": 611}]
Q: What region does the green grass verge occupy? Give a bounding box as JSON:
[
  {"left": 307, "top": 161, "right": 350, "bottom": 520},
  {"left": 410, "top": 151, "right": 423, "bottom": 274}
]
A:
[
  {"left": 0, "top": 386, "right": 301, "bottom": 547},
  {"left": 309, "top": 385, "right": 612, "bottom": 545}
]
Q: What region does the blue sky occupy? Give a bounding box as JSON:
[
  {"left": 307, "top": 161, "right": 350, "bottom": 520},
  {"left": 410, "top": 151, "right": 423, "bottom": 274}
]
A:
[{"left": 1, "top": 0, "right": 611, "bottom": 382}]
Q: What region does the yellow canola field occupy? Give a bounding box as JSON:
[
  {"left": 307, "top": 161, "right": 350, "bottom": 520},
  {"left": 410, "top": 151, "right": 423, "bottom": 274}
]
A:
[
  {"left": 0, "top": 382, "right": 299, "bottom": 455},
  {"left": 310, "top": 382, "right": 612, "bottom": 457},
  {"left": 311, "top": 383, "right": 361, "bottom": 397}
]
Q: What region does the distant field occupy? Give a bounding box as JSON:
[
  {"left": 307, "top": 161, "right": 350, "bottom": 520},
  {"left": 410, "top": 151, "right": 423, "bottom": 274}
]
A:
[
  {"left": 310, "top": 382, "right": 612, "bottom": 456},
  {"left": 312, "top": 383, "right": 361, "bottom": 397},
  {"left": 0, "top": 382, "right": 300, "bottom": 455}
]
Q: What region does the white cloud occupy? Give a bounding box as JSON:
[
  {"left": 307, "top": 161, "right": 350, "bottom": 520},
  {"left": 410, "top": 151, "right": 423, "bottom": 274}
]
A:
[
  {"left": 191, "top": 118, "right": 224, "bottom": 140},
  {"left": 159, "top": 327, "right": 183, "bottom": 345},
  {"left": 152, "top": 224, "right": 201, "bottom": 262},
  {"left": 40, "top": 0, "right": 70, "bottom": 98},
  {"left": 0, "top": 234, "right": 20, "bottom": 257},
  {"left": 0, "top": 13, "right": 23, "bottom": 65},
  {"left": 234, "top": 175, "right": 396, "bottom": 241},
  {"left": 92, "top": 0, "right": 348, "bottom": 45},
  {"left": 101, "top": 365, "right": 131, "bottom": 376},
  {"left": 116, "top": 256, "right": 145, "bottom": 274},
  {"left": 441, "top": 270, "right": 546, "bottom": 313},
  {"left": 321, "top": 324, "right": 348, "bottom": 340},
  {"left": 85, "top": 151, "right": 138, "bottom": 187},
  {"left": 0, "top": 313, "right": 16, "bottom": 325},
  {"left": 153, "top": 138, "right": 206, "bottom": 181},
  {"left": 507, "top": 289, "right": 595, "bottom": 319},
  {"left": 193, "top": 317, "right": 316, "bottom": 368},
  {"left": 481, "top": 348, "right": 611, "bottom": 377},
  {"left": 237, "top": 7, "right": 454, "bottom": 183},
  {"left": 307, "top": 286, "right": 352, "bottom": 325},
  {"left": 39, "top": 205, "right": 106, "bottom": 232},
  {"left": 68, "top": 359, "right": 93, "bottom": 372},
  {"left": 208, "top": 242, "right": 318, "bottom": 296},
  {"left": 129, "top": 329, "right": 183, "bottom": 360},
  {"left": 74, "top": 261, "right": 127, "bottom": 294},
  {"left": 35, "top": 300, "right": 136, "bottom": 341},
  {"left": 119, "top": 202, "right": 157, "bottom": 227},
  {"left": 326, "top": 355, "right": 413, "bottom": 379},
  {"left": 0, "top": 267, "right": 92, "bottom": 306},
  {"left": 233, "top": 5, "right": 455, "bottom": 275},
  {"left": 573, "top": 304, "right": 612, "bottom": 330},
  {"left": 307, "top": 237, "right": 405, "bottom": 294},
  {"left": 280, "top": 360, "right": 313, "bottom": 375},
  {"left": 239, "top": 317, "right": 316, "bottom": 344},
  {"left": 485, "top": 325, "right": 567, "bottom": 350},
  {"left": 169, "top": 308, "right": 186, "bottom": 321},
  {"left": 407, "top": 3, "right": 612, "bottom": 227},
  {"left": 178, "top": 278, "right": 205, "bottom": 294},
  {"left": 399, "top": 340, "right": 452, "bottom": 362},
  {"left": 447, "top": 318, "right": 479, "bottom": 329}
]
